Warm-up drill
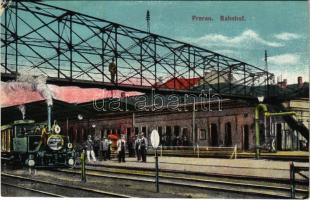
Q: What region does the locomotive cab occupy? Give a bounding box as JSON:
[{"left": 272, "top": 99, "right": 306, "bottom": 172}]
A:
[
  {"left": 12, "top": 120, "right": 36, "bottom": 153},
  {"left": 2, "top": 120, "right": 75, "bottom": 168}
]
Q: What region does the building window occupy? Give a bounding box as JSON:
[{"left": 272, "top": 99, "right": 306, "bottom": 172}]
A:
[
  {"left": 166, "top": 126, "right": 172, "bottom": 146},
  {"left": 142, "top": 127, "right": 147, "bottom": 137},
  {"left": 224, "top": 122, "right": 232, "bottom": 146},
  {"left": 200, "top": 129, "right": 207, "bottom": 140},
  {"left": 127, "top": 127, "right": 131, "bottom": 137},
  {"left": 243, "top": 125, "right": 249, "bottom": 150},
  {"left": 174, "top": 126, "right": 180, "bottom": 136},
  {"left": 210, "top": 123, "right": 218, "bottom": 146},
  {"left": 134, "top": 127, "right": 139, "bottom": 135},
  {"left": 158, "top": 126, "right": 162, "bottom": 144}
]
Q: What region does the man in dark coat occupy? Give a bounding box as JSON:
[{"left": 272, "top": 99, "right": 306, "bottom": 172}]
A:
[
  {"left": 117, "top": 134, "right": 126, "bottom": 162},
  {"left": 135, "top": 135, "right": 141, "bottom": 161},
  {"left": 140, "top": 132, "right": 148, "bottom": 162},
  {"left": 100, "top": 136, "right": 109, "bottom": 161}
]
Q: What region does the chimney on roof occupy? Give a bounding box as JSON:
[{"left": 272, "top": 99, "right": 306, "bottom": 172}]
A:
[
  {"left": 298, "top": 76, "right": 303, "bottom": 88},
  {"left": 283, "top": 79, "right": 287, "bottom": 88},
  {"left": 277, "top": 78, "right": 287, "bottom": 88},
  {"left": 121, "top": 92, "right": 126, "bottom": 98}
]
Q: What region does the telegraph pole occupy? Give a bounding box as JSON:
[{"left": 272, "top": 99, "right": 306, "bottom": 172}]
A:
[
  {"left": 265, "top": 50, "right": 269, "bottom": 97},
  {"left": 146, "top": 10, "right": 150, "bottom": 33}
]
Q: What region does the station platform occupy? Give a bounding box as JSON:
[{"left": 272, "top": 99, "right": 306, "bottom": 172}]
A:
[
  {"left": 85, "top": 156, "right": 309, "bottom": 180},
  {"left": 147, "top": 149, "right": 309, "bottom": 162}
]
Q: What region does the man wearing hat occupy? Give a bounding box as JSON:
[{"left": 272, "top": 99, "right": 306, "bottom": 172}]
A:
[
  {"left": 140, "top": 132, "right": 148, "bottom": 162},
  {"left": 135, "top": 134, "right": 141, "bottom": 161},
  {"left": 117, "top": 134, "right": 126, "bottom": 162},
  {"left": 109, "top": 58, "right": 117, "bottom": 83},
  {"left": 100, "top": 136, "right": 109, "bottom": 161},
  {"left": 85, "top": 135, "right": 97, "bottom": 162}
]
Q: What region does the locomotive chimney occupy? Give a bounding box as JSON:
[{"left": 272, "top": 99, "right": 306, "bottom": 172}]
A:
[{"left": 47, "top": 105, "right": 52, "bottom": 133}]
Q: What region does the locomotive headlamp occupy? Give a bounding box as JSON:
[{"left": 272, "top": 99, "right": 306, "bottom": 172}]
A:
[
  {"left": 28, "top": 159, "right": 35, "bottom": 167},
  {"left": 68, "top": 158, "right": 74, "bottom": 166},
  {"left": 47, "top": 134, "right": 64, "bottom": 151},
  {"left": 77, "top": 114, "right": 83, "bottom": 120},
  {"left": 67, "top": 143, "right": 73, "bottom": 149},
  {"left": 54, "top": 125, "right": 61, "bottom": 134}
]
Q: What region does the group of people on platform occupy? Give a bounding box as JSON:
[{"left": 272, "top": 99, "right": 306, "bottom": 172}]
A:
[{"left": 82, "top": 132, "right": 148, "bottom": 163}]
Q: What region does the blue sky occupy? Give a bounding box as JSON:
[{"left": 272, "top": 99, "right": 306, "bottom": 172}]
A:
[{"left": 47, "top": 1, "right": 308, "bottom": 83}]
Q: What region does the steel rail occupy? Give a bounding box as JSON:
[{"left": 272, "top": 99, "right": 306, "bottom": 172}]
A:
[
  {"left": 1, "top": 172, "right": 134, "bottom": 198},
  {"left": 1, "top": 182, "right": 65, "bottom": 197},
  {"left": 56, "top": 168, "right": 308, "bottom": 198}
]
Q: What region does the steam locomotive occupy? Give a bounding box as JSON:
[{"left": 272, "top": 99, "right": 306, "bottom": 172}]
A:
[{"left": 1, "top": 119, "right": 75, "bottom": 168}]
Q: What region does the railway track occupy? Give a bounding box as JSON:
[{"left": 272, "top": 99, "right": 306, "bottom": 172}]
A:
[
  {"left": 1, "top": 172, "right": 133, "bottom": 198},
  {"left": 2, "top": 182, "right": 64, "bottom": 197},
  {"left": 56, "top": 166, "right": 309, "bottom": 199}
]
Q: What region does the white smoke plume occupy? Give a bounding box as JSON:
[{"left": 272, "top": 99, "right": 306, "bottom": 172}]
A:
[
  {"left": 18, "top": 104, "right": 26, "bottom": 119},
  {"left": 8, "top": 73, "right": 54, "bottom": 106}
]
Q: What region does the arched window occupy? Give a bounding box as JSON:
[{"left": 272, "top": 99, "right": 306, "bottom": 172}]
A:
[
  {"left": 243, "top": 125, "right": 249, "bottom": 150},
  {"left": 210, "top": 123, "right": 218, "bottom": 146},
  {"left": 224, "top": 122, "right": 232, "bottom": 146}
]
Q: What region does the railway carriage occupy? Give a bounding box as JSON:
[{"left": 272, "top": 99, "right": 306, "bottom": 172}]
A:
[{"left": 1, "top": 119, "right": 75, "bottom": 168}]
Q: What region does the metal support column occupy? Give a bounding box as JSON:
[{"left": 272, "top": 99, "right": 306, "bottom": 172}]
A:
[
  {"left": 69, "top": 14, "right": 73, "bottom": 80},
  {"left": 192, "top": 100, "right": 196, "bottom": 145},
  {"left": 217, "top": 55, "right": 220, "bottom": 92},
  {"left": 154, "top": 36, "right": 157, "bottom": 86},
  {"left": 57, "top": 20, "right": 60, "bottom": 78},
  {"left": 173, "top": 53, "right": 176, "bottom": 89},
  {"left": 188, "top": 46, "right": 190, "bottom": 90},
  {"left": 244, "top": 65, "right": 246, "bottom": 96},
  {"left": 101, "top": 31, "right": 105, "bottom": 82},
  {"left": 114, "top": 25, "right": 118, "bottom": 84},
  {"left": 4, "top": 8, "right": 8, "bottom": 73},
  {"left": 140, "top": 41, "right": 143, "bottom": 86},
  {"left": 15, "top": 1, "right": 18, "bottom": 75}
]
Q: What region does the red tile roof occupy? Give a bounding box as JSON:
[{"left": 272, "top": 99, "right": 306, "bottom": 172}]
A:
[{"left": 159, "top": 77, "right": 202, "bottom": 90}]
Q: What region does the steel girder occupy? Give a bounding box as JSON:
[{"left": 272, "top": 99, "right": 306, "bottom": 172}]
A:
[{"left": 1, "top": 1, "right": 273, "bottom": 98}]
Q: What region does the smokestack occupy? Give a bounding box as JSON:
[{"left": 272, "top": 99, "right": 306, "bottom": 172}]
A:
[
  {"left": 298, "top": 76, "right": 303, "bottom": 88},
  {"left": 18, "top": 104, "right": 26, "bottom": 120},
  {"left": 47, "top": 105, "right": 52, "bottom": 133},
  {"left": 121, "top": 92, "right": 126, "bottom": 98}
]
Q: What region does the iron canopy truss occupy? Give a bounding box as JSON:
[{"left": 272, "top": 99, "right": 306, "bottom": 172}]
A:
[{"left": 1, "top": 1, "right": 274, "bottom": 98}]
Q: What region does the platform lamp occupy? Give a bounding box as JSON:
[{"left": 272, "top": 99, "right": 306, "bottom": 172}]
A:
[
  {"left": 77, "top": 114, "right": 83, "bottom": 120},
  {"left": 257, "top": 96, "right": 264, "bottom": 103},
  {"left": 255, "top": 96, "right": 267, "bottom": 159},
  {"left": 91, "top": 123, "right": 96, "bottom": 136}
]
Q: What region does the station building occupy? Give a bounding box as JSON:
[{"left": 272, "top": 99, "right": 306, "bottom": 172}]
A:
[{"left": 58, "top": 96, "right": 308, "bottom": 152}]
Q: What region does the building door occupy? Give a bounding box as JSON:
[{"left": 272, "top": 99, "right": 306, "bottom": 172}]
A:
[
  {"left": 134, "top": 127, "right": 139, "bottom": 135},
  {"left": 243, "top": 125, "right": 249, "bottom": 150},
  {"left": 166, "top": 126, "right": 172, "bottom": 146},
  {"left": 276, "top": 124, "right": 282, "bottom": 150},
  {"left": 127, "top": 127, "right": 131, "bottom": 137},
  {"left": 158, "top": 127, "right": 162, "bottom": 144},
  {"left": 224, "top": 122, "right": 232, "bottom": 146},
  {"left": 210, "top": 123, "right": 218, "bottom": 146}
]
